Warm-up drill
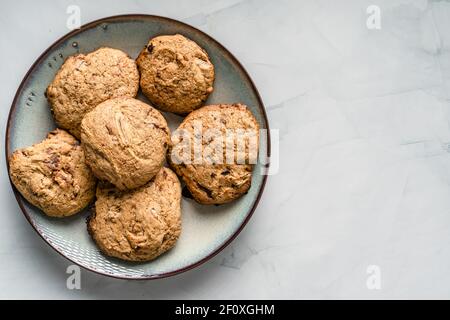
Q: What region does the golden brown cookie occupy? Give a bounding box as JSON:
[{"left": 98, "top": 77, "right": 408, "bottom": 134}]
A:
[
  {"left": 88, "top": 167, "right": 181, "bottom": 262},
  {"left": 168, "top": 104, "right": 259, "bottom": 204},
  {"left": 46, "top": 47, "right": 139, "bottom": 138},
  {"left": 81, "top": 97, "right": 170, "bottom": 190},
  {"left": 136, "top": 34, "right": 214, "bottom": 114},
  {"left": 8, "top": 129, "right": 96, "bottom": 217}
]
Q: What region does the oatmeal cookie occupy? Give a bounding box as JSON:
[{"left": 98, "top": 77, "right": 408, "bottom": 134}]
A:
[
  {"left": 81, "top": 97, "right": 170, "bottom": 190},
  {"left": 88, "top": 167, "right": 181, "bottom": 261},
  {"left": 168, "top": 104, "right": 259, "bottom": 204},
  {"left": 46, "top": 47, "right": 139, "bottom": 138},
  {"left": 136, "top": 34, "right": 214, "bottom": 114},
  {"left": 8, "top": 129, "right": 96, "bottom": 217}
]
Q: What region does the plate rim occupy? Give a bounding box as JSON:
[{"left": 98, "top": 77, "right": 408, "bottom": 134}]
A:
[{"left": 5, "top": 14, "right": 271, "bottom": 280}]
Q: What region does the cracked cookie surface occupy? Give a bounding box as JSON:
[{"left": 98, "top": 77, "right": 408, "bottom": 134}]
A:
[
  {"left": 46, "top": 47, "right": 139, "bottom": 138},
  {"left": 81, "top": 97, "right": 170, "bottom": 190},
  {"left": 88, "top": 167, "right": 181, "bottom": 262},
  {"left": 8, "top": 129, "right": 96, "bottom": 217},
  {"left": 137, "top": 34, "right": 214, "bottom": 114},
  {"left": 168, "top": 104, "right": 259, "bottom": 204}
]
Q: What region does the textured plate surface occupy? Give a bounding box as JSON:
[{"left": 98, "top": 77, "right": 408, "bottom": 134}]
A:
[{"left": 5, "top": 15, "right": 269, "bottom": 279}]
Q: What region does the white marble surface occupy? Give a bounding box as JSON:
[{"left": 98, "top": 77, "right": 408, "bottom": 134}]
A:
[{"left": 1, "top": 0, "right": 450, "bottom": 299}]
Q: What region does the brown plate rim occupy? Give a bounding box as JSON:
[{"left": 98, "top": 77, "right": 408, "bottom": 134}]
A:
[{"left": 4, "top": 14, "right": 270, "bottom": 280}]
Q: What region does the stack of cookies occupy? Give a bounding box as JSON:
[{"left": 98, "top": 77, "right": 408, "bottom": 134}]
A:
[{"left": 9, "top": 34, "right": 259, "bottom": 262}]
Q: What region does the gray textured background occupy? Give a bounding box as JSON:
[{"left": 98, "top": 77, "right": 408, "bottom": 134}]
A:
[{"left": 1, "top": 0, "right": 450, "bottom": 299}]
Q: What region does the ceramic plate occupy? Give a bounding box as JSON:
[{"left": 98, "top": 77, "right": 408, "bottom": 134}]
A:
[{"left": 5, "top": 15, "right": 269, "bottom": 279}]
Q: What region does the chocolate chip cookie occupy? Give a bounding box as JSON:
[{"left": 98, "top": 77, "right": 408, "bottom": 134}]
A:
[
  {"left": 168, "top": 104, "right": 259, "bottom": 204},
  {"left": 8, "top": 129, "right": 96, "bottom": 217},
  {"left": 81, "top": 96, "right": 170, "bottom": 190},
  {"left": 136, "top": 34, "right": 214, "bottom": 114},
  {"left": 88, "top": 167, "right": 181, "bottom": 262},
  {"left": 46, "top": 47, "right": 139, "bottom": 138}
]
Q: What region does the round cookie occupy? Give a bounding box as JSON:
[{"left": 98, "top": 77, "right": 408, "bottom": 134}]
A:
[
  {"left": 8, "top": 129, "right": 96, "bottom": 217},
  {"left": 168, "top": 104, "right": 260, "bottom": 204},
  {"left": 46, "top": 47, "right": 139, "bottom": 138},
  {"left": 88, "top": 167, "right": 181, "bottom": 262},
  {"left": 136, "top": 34, "right": 215, "bottom": 114},
  {"left": 81, "top": 97, "right": 170, "bottom": 190}
]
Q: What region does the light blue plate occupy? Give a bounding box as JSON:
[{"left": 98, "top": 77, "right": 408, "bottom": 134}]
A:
[{"left": 6, "top": 15, "right": 269, "bottom": 279}]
